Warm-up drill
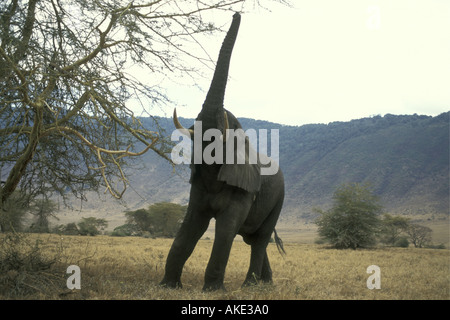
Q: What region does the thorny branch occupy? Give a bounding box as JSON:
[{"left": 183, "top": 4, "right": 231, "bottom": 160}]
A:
[{"left": 42, "top": 125, "right": 158, "bottom": 199}]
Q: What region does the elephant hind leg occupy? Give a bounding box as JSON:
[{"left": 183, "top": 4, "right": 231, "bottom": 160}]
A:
[
  {"left": 241, "top": 244, "right": 273, "bottom": 286},
  {"left": 260, "top": 251, "right": 273, "bottom": 283},
  {"left": 242, "top": 198, "right": 283, "bottom": 287},
  {"left": 242, "top": 237, "right": 270, "bottom": 287}
]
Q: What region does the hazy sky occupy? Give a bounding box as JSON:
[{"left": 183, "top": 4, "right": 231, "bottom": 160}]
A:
[{"left": 157, "top": 0, "right": 450, "bottom": 126}]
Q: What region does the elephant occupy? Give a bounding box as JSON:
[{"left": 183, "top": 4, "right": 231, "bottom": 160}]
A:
[{"left": 159, "top": 12, "right": 285, "bottom": 291}]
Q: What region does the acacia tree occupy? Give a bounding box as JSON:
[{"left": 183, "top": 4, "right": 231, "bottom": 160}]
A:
[
  {"left": 29, "top": 198, "right": 58, "bottom": 233},
  {"left": 407, "top": 224, "right": 432, "bottom": 248},
  {"left": 379, "top": 213, "right": 410, "bottom": 246},
  {"left": 0, "top": 0, "right": 284, "bottom": 231},
  {"left": 125, "top": 202, "right": 186, "bottom": 237},
  {"left": 315, "top": 183, "right": 383, "bottom": 249}
]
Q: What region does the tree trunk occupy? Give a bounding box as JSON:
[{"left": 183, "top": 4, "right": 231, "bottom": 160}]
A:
[{"left": 1, "top": 107, "right": 43, "bottom": 206}]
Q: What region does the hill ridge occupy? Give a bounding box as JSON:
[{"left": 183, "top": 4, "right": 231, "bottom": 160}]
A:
[{"left": 60, "top": 112, "right": 449, "bottom": 225}]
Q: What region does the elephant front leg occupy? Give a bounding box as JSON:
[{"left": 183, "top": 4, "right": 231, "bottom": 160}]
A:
[
  {"left": 203, "top": 228, "right": 235, "bottom": 291},
  {"left": 160, "top": 210, "right": 210, "bottom": 289},
  {"left": 202, "top": 209, "right": 247, "bottom": 292}
]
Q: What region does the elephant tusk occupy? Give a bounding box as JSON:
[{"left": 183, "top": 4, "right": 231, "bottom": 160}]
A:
[
  {"left": 221, "top": 111, "right": 230, "bottom": 142},
  {"left": 173, "top": 108, "right": 194, "bottom": 137}
]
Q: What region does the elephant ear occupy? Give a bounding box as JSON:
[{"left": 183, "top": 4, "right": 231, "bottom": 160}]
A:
[
  {"left": 218, "top": 163, "right": 261, "bottom": 193},
  {"left": 218, "top": 135, "right": 261, "bottom": 193}
]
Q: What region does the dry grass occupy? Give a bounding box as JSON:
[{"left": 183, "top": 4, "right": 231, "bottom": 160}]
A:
[{"left": 0, "top": 233, "right": 448, "bottom": 300}]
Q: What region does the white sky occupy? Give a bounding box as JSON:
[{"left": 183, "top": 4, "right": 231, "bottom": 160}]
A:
[{"left": 155, "top": 0, "right": 450, "bottom": 126}]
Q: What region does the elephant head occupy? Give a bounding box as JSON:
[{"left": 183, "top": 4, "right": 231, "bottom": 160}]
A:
[{"left": 173, "top": 12, "right": 261, "bottom": 193}]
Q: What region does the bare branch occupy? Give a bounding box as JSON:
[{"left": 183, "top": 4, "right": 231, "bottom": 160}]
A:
[{"left": 41, "top": 125, "right": 157, "bottom": 199}]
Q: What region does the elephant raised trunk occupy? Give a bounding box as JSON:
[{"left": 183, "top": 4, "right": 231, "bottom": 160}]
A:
[
  {"left": 174, "top": 12, "right": 240, "bottom": 137},
  {"left": 201, "top": 12, "right": 241, "bottom": 121}
]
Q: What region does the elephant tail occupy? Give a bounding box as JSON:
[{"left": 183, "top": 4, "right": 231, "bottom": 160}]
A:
[{"left": 274, "top": 229, "right": 286, "bottom": 256}]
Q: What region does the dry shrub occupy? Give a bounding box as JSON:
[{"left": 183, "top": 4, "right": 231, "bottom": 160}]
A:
[{"left": 0, "top": 232, "right": 64, "bottom": 298}]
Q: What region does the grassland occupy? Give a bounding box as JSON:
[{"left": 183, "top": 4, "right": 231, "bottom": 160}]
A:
[{"left": 0, "top": 233, "right": 448, "bottom": 300}]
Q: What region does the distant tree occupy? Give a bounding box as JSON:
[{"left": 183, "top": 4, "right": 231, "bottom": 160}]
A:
[
  {"left": 147, "top": 202, "right": 187, "bottom": 237},
  {"left": 379, "top": 213, "right": 410, "bottom": 246},
  {"left": 111, "top": 223, "right": 138, "bottom": 237},
  {"left": 77, "top": 217, "right": 108, "bottom": 236},
  {"left": 125, "top": 208, "right": 151, "bottom": 233},
  {"left": 394, "top": 236, "right": 409, "bottom": 248},
  {"left": 407, "top": 224, "right": 432, "bottom": 248},
  {"left": 61, "top": 222, "right": 79, "bottom": 235},
  {"left": 315, "top": 182, "right": 383, "bottom": 249},
  {"left": 29, "top": 198, "right": 58, "bottom": 233},
  {"left": 125, "top": 202, "right": 186, "bottom": 237}
]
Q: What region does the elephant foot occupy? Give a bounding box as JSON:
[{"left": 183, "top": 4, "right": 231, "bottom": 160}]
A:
[
  {"left": 242, "top": 274, "right": 273, "bottom": 288},
  {"left": 159, "top": 279, "right": 182, "bottom": 289},
  {"left": 242, "top": 272, "right": 260, "bottom": 287},
  {"left": 242, "top": 278, "right": 259, "bottom": 288},
  {"left": 202, "top": 281, "right": 226, "bottom": 292}
]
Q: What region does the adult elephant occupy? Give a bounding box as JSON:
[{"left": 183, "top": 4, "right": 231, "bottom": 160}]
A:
[{"left": 159, "top": 12, "right": 285, "bottom": 291}]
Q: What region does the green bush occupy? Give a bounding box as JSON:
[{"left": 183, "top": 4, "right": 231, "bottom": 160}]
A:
[
  {"left": 111, "top": 224, "right": 138, "bottom": 237},
  {"left": 125, "top": 202, "right": 187, "bottom": 238},
  {"left": 315, "top": 183, "right": 383, "bottom": 249},
  {"left": 51, "top": 222, "right": 80, "bottom": 235},
  {"left": 394, "top": 237, "right": 409, "bottom": 248},
  {"left": 77, "top": 217, "right": 108, "bottom": 236}
]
